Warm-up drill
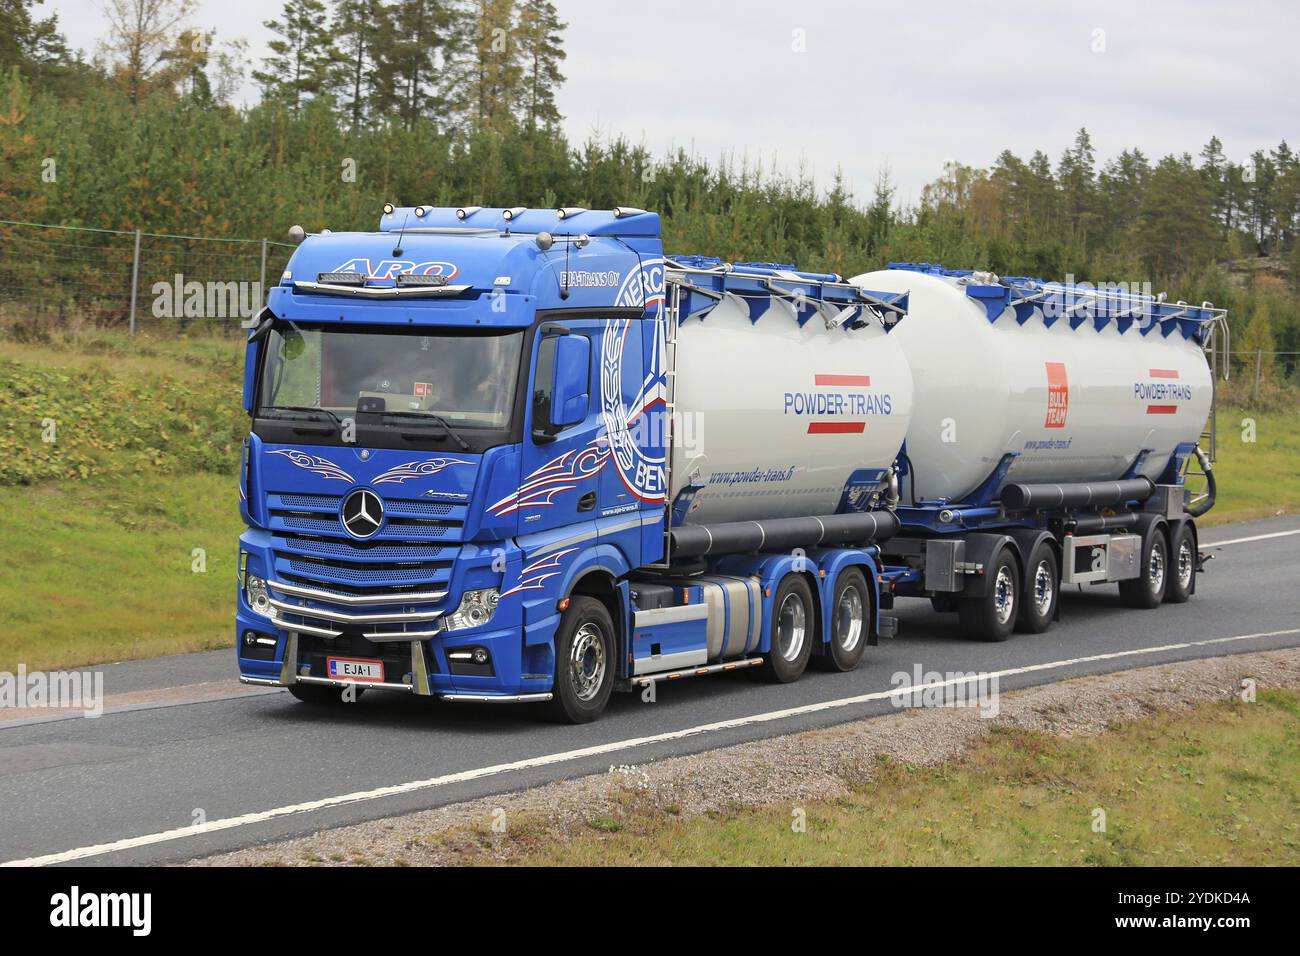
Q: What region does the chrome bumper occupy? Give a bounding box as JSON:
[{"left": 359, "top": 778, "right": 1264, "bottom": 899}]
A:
[
  {"left": 244, "top": 631, "right": 552, "bottom": 703},
  {"left": 266, "top": 579, "right": 445, "bottom": 642}
]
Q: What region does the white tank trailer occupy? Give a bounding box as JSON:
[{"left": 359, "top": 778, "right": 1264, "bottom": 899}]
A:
[
  {"left": 849, "top": 267, "right": 1214, "bottom": 502},
  {"left": 827, "top": 263, "right": 1225, "bottom": 641},
  {"left": 669, "top": 292, "right": 914, "bottom": 523}
]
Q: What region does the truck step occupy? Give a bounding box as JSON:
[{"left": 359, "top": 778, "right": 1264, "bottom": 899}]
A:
[{"left": 630, "top": 657, "right": 764, "bottom": 688}]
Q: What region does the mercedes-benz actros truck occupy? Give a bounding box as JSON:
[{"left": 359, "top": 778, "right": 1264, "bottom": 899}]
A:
[{"left": 236, "top": 205, "right": 1224, "bottom": 722}]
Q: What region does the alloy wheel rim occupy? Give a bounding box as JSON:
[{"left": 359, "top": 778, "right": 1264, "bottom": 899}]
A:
[
  {"left": 1033, "top": 560, "right": 1054, "bottom": 617},
  {"left": 569, "top": 623, "right": 606, "bottom": 702},
  {"left": 777, "top": 593, "right": 807, "bottom": 662},
  {"left": 1177, "top": 540, "right": 1194, "bottom": 589},
  {"left": 1149, "top": 542, "right": 1166, "bottom": 594},
  {"left": 836, "top": 585, "right": 864, "bottom": 653},
  {"left": 993, "top": 566, "right": 1016, "bottom": 625}
]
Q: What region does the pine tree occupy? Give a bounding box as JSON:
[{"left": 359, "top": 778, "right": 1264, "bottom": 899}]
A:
[
  {"left": 253, "top": 0, "right": 338, "bottom": 111},
  {"left": 332, "top": 0, "right": 384, "bottom": 127},
  {"left": 460, "top": 0, "right": 521, "bottom": 133},
  {"left": 371, "top": 0, "right": 456, "bottom": 130},
  {"left": 1057, "top": 128, "right": 1097, "bottom": 247},
  {"left": 0, "top": 0, "right": 73, "bottom": 81},
  {"left": 515, "top": 0, "right": 564, "bottom": 131}
]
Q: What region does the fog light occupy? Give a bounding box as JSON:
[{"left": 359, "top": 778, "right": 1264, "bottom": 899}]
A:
[{"left": 472, "top": 647, "right": 489, "bottom": 665}]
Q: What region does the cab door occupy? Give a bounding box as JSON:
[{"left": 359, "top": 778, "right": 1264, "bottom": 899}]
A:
[{"left": 511, "top": 321, "right": 604, "bottom": 537}]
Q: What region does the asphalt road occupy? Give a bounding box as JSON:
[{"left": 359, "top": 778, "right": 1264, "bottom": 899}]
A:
[{"left": 2, "top": 516, "right": 1298, "bottom": 866}]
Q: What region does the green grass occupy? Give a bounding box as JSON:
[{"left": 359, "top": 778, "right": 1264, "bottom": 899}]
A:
[
  {"left": 0, "top": 471, "right": 243, "bottom": 672},
  {"left": 1206, "top": 404, "right": 1300, "bottom": 525},
  {"left": 0, "top": 330, "right": 245, "bottom": 670},
  {"left": 433, "top": 690, "right": 1300, "bottom": 866}
]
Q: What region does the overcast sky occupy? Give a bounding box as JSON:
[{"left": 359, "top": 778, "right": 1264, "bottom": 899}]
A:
[{"left": 44, "top": 0, "right": 1298, "bottom": 207}]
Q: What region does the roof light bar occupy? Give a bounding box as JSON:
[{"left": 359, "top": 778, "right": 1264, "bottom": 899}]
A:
[{"left": 316, "top": 271, "right": 367, "bottom": 285}]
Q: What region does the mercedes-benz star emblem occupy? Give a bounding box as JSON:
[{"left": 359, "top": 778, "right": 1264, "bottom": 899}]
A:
[{"left": 341, "top": 489, "right": 384, "bottom": 538}]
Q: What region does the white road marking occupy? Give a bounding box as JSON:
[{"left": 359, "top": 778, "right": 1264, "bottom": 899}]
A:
[
  {"left": 1202, "top": 528, "right": 1300, "bottom": 548},
  {"left": 5, "top": 626, "right": 1299, "bottom": 867}
]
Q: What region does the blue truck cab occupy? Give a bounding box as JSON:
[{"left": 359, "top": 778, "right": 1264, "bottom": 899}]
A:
[{"left": 236, "top": 206, "right": 904, "bottom": 722}]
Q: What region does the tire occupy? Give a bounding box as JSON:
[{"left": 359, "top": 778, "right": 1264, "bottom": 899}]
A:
[
  {"left": 958, "top": 547, "right": 1019, "bottom": 642},
  {"left": 1164, "top": 523, "right": 1196, "bottom": 604},
  {"left": 1119, "top": 527, "right": 1168, "bottom": 609},
  {"left": 814, "top": 568, "right": 870, "bottom": 672},
  {"left": 288, "top": 682, "right": 365, "bottom": 705},
  {"left": 1015, "top": 542, "right": 1058, "bottom": 634},
  {"left": 760, "top": 574, "right": 816, "bottom": 683},
  {"left": 544, "top": 596, "right": 616, "bottom": 724}
]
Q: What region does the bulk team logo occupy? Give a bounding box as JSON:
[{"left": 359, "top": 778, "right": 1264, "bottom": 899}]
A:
[
  {"left": 1044, "top": 362, "right": 1069, "bottom": 428},
  {"left": 783, "top": 374, "right": 892, "bottom": 434},
  {"left": 1135, "top": 368, "right": 1192, "bottom": 414}
]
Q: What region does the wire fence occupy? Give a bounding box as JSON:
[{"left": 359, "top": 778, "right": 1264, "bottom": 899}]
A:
[{"left": 0, "top": 220, "right": 296, "bottom": 335}]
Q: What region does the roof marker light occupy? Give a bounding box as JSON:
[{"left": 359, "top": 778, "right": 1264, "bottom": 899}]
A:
[
  {"left": 556, "top": 207, "right": 587, "bottom": 220},
  {"left": 503, "top": 206, "right": 526, "bottom": 221},
  {"left": 414, "top": 206, "right": 427, "bottom": 217},
  {"left": 456, "top": 206, "right": 481, "bottom": 220},
  {"left": 612, "top": 207, "right": 647, "bottom": 218},
  {"left": 382, "top": 202, "right": 395, "bottom": 215}
]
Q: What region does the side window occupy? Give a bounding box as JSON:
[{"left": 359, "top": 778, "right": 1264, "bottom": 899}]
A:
[{"left": 533, "top": 335, "right": 557, "bottom": 429}]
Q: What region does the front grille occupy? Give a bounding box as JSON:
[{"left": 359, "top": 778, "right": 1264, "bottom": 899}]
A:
[
  {"left": 266, "top": 487, "right": 462, "bottom": 600},
  {"left": 286, "top": 558, "right": 445, "bottom": 585},
  {"left": 278, "top": 535, "right": 451, "bottom": 561},
  {"left": 275, "top": 493, "right": 343, "bottom": 510}
]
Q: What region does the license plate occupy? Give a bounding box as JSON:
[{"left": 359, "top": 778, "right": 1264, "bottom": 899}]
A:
[{"left": 326, "top": 656, "right": 385, "bottom": 683}]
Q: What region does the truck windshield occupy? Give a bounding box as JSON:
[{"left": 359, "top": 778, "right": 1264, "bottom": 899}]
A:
[{"left": 258, "top": 323, "right": 523, "bottom": 433}]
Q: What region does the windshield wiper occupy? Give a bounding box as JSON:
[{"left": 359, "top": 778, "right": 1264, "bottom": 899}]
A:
[
  {"left": 261, "top": 406, "right": 345, "bottom": 428},
  {"left": 380, "top": 410, "right": 471, "bottom": 450}
]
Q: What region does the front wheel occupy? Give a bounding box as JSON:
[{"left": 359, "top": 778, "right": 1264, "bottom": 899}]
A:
[
  {"left": 1164, "top": 524, "right": 1196, "bottom": 604},
  {"left": 544, "top": 596, "right": 616, "bottom": 724},
  {"left": 958, "top": 548, "right": 1019, "bottom": 642},
  {"left": 814, "top": 567, "right": 870, "bottom": 672}
]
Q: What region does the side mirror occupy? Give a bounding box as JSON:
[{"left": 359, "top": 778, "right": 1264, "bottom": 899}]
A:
[
  {"left": 242, "top": 339, "right": 259, "bottom": 414},
  {"left": 549, "top": 335, "right": 590, "bottom": 429}
]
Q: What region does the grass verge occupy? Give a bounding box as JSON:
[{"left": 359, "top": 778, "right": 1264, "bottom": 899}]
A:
[
  {"left": 0, "top": 471, "right": 241, "bottom": 672},
  {"left": 1205, "top": 405, "right": 1300, "bottom": 525},
  {"left": 429, "top": 689, "right": 1300, "bottom": 866}
]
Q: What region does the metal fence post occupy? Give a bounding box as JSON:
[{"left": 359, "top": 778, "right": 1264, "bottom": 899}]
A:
[
  {"left": 259, "top": 238, "right": 268, "bottom": 299},
  {"left": 128, "top": 229, "right": 142, "bottom": 335}
]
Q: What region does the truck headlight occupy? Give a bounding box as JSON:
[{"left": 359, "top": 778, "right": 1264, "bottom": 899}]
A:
[
  {"left": 245, "top": 575, "right": 272, "bottom": 617},
  {"left": 444, "top": 588, "right": 499, "bottom": 631}
]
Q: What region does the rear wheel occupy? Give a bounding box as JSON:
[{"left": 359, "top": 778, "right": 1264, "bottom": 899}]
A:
[
  {"left": 288, "top": 683, "right": 365, "bottom": 705},
  {"left": 1015, "top": 543, "right": 1058, "bottom": 634},
  {"left": 958, "top": 548, "right": 1019, "bottom": 642},
  {"left": 1164, "top": 524, "right": 1196, "bottom": 604},
  {"left": 1120, "top": 527, "right": 1168, "bottom": 609},
  {"left": 814, "top": 568, "right": 870, "bottom": 672},
  {"left": 761, "top": 575, "right": 815, "bottom": 683},
  {"left": 544, "top": 597, "right": 615, "bottom": 724}
]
